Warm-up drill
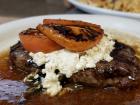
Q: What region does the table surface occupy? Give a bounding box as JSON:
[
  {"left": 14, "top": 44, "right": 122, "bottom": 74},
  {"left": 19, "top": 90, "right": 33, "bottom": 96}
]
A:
[{"left": 0, "top": 0, "right": 84, "bottom": 24}]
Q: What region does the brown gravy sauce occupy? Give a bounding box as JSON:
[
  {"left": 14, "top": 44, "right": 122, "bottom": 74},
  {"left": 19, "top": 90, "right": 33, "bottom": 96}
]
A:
[{"left": 1, "top": 45, "right": 140, "bottom": 105}]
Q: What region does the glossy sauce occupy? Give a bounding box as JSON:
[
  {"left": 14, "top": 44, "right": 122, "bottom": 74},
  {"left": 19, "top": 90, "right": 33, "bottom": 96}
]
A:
[{"left": 1, "top": 51, "right": 140, "bottom": 105}]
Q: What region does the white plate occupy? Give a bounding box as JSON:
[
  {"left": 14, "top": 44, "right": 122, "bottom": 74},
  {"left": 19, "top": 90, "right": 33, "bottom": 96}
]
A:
[
  {"left": 0, "top": 14, "right": 140, "bottom": 52},
  {"left": 68, "top": 0, "right": 140, "bottom": 19}
]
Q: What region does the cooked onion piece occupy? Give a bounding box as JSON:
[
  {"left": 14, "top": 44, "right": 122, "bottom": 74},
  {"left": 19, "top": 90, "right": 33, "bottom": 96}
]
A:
[
  {"left": 19, "top": 28, "right": 62, "bottom": 53},
  {"left": 37, "top": 19, "right": 104, "bottom": 52}
]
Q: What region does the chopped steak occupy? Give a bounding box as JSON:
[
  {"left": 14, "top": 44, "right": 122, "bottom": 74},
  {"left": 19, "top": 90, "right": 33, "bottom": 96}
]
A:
[
  {"left": 9, "top": 41, "right": 140, "bottom": 89},
  {"left": 70, "top": 61, "right": 140, "bottom": 89}
]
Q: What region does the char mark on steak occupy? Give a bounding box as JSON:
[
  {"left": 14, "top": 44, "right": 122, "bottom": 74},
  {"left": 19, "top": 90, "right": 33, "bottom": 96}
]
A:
[{"left": 9, "top": 41, "right": 140, "bottom": 89}]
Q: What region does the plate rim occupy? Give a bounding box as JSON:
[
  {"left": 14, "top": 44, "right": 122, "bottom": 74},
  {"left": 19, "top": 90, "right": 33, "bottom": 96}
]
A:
[
  {"left": 0, "top": 14, "right": 140, "bottom": 36},
  {"left": 0, "top": 14, "right": 140, "bottom": 27}
]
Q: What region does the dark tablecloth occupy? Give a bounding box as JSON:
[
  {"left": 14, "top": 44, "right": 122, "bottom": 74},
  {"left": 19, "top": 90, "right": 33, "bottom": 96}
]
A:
[{"left": 0, "top": 0, "right": 85, "bottom": 24}]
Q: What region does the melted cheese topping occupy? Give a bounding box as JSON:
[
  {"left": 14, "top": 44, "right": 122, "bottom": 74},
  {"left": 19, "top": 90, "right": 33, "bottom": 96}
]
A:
[{"left": 29, "top": 35, "right": 115, "bottom": 96}]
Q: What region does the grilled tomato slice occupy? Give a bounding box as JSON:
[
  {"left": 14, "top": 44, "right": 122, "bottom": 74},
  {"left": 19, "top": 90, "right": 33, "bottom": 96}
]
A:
[{"left": 19, "top": 28, "right": 62, "bottom": 53}]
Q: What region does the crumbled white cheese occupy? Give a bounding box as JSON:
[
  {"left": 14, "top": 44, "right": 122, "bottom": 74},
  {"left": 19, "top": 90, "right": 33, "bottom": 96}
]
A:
[
  {"left": 42, "top": 71, "right": 62, "bottom": 96},
  {"left": 30, "top": 52, "right": 46, "bottom": 66},
  {"left": 45, "top": 50, "right": 79, "bottom": 78},
  {"left": 30, "top": 35, "right": 115, "bottom": 96}
]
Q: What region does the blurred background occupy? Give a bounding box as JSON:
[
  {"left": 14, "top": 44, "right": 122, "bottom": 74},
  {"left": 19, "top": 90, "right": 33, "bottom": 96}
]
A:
[
  {"left": 0, "top": 0, "right": 139, "bottom": 24},
  {"left": 0, "top": 0, "right": 83, "bottom": 24}
]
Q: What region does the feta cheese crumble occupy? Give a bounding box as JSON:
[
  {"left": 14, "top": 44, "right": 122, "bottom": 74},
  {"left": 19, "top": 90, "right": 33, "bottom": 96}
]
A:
[{"left": 29, "top": 35, "right": 115, "bottom": 96}]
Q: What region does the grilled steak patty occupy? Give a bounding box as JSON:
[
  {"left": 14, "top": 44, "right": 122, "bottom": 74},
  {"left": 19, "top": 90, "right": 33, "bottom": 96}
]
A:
[
  {"left": 9, "top": 42, "right": 40, "bottom": 74},
  {"left": 10, "top": 41, "right": 140, "bottom": 89},
  {"left": 70, "top": 41, "right": 140, "bottom": 88}
]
